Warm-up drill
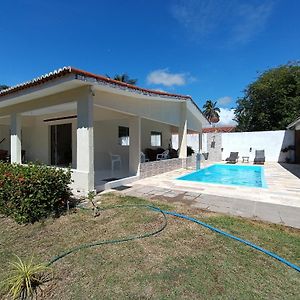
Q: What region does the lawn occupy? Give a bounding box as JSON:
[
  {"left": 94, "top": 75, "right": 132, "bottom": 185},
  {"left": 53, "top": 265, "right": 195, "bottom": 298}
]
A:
[{"left": 0, "top": 193, "right": 299, "bottom": 299}]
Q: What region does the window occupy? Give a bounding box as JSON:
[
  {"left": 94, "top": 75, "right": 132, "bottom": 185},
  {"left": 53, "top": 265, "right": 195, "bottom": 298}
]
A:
[
  {"left": 151, "top": 131, "right": 162, "bottom": 147},
  {"left": 118, "top": 126, "right": 129, "bottom": 146}
]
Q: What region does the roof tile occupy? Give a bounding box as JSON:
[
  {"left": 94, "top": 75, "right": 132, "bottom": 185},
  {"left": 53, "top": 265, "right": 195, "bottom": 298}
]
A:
[
  {"left": 0, "top": 66, "right": 191, "bottom": 100},
  {"left": 203, "top": 126, "right": 236, "bottom": 133}
]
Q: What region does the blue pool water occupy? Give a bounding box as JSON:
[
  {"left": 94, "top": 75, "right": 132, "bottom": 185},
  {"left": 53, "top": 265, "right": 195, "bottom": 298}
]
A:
[{"left": 177, "top": 164, "right": 267, "bottom": 188}]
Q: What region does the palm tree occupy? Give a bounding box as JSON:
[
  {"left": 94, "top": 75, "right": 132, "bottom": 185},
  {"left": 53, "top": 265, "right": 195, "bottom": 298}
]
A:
[
  {"left": 0, "top": 84, "right": 10, "bottom": 91},
  {"left": 106, "top": 73, "right": 137, "bottom": 85},
  {"left": 203, "top": 100, "right": 220, "bottom": 123}
]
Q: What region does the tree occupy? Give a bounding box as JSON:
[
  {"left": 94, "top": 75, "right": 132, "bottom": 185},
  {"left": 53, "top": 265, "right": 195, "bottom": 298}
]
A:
[
  {"left": 234, "top": 62, "right": 300, "bottom": 131},
  {"left": 0, "top": 84, "right": 9, "bottom": 91},
  {"left": 106, "top": 73, "right": 137, "bottom": 85},
  {"left": 202, "top": 100, "right": 220, "bottom": 123}
]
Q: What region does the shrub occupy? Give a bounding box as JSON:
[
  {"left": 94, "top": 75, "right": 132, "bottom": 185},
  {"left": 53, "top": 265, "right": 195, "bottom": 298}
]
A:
[{"left": 0, "top": 162, "right": 72, "bottom": 224}]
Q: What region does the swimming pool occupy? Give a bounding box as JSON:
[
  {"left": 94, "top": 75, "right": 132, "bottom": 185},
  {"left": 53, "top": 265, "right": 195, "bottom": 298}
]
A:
[{"left": 177, "top": 164, "right": 267, "bottom": 188}]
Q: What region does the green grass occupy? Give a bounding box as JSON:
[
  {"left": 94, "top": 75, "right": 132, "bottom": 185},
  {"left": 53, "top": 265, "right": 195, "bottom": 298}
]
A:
[{"left": 0, "top": 193, "right": 299, "bottom": 299}]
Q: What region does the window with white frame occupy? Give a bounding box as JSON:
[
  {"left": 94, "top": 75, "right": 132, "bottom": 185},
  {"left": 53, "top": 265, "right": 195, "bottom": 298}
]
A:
[
  {"left": 118, "top": 126, "right": 130, "bottom": 146},
  {"left": 151, "top": 131, "right": 162, "bottom": 147}
]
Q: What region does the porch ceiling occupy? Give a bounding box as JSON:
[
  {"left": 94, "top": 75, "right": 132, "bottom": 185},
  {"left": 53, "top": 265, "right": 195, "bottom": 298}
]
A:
[
  {"left": 15, "top": 101, "right": 130, "bottom": 122},
  {"left": 22, "top": 102, "right": 76, "bottom": 116}
]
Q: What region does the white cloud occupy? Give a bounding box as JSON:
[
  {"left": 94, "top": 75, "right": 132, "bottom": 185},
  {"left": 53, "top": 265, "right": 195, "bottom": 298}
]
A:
[
  {"left": 170, "top": 0, "right": 275, "bottom": 45},
  {"left": 171, "top": 0, "right": 224, "bottom": 38},
  {"left": 218, "top": 108, "right": 237, "bottom": 126},
  {"left": 147, "top": 69, "right": 187, "bottom": 87},
  {"left": 154, "top": 88, "right": 168, "bottom": 93},
  {"left": 233, "top": 2, "right": 274, "bottom": 43},
  {"left": 217, "top": 96, "right": 232, "bottom": 105}
]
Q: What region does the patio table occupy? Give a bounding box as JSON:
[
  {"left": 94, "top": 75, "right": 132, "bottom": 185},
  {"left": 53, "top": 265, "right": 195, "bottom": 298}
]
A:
[{"left": 242, "top": 156, "right": 249, "bottom": 163}]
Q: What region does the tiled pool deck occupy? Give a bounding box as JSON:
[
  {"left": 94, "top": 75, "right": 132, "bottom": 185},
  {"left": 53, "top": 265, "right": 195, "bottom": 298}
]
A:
[{"left": 116, "top": 162, "right": 300, "bottom": 229}]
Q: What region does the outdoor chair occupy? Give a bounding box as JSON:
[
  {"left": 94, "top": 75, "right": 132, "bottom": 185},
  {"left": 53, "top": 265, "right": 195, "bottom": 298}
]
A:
[
  {"left": 225, "top": 152, "right": 239, "bottom": 163},
  {"left": 254, "top": 150, "right": 265, "bottom": 164},
  {"left": 156, "top": 149, "right": 169, "bottom": 161},
  {"left": 140, "top": 151, "right": 150, "bottom": 163},
  {"left": 110, "top": 153, "right": 121, "bottom": 172}
]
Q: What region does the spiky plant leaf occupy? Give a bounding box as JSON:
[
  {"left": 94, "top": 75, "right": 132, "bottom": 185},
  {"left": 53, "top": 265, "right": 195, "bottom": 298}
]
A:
[{"left": 1, "top": 255, "right": 50, "bottom": 300}]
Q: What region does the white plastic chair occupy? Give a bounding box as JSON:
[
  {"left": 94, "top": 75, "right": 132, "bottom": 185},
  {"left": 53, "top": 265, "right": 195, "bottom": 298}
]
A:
[
  {"left": 156, "top": 150, "right": 169, "bottom": 161},
  {"left": 110, "top": 153, "right": 121, "bottom": 172}
]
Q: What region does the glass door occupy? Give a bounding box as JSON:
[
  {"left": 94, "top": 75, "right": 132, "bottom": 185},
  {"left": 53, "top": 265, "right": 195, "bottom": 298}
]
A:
[{"left": 50, "top": 123, "right": 72, "bottom": 167}]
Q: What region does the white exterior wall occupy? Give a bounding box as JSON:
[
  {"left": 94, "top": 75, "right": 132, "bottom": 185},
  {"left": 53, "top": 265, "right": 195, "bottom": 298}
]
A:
[
  {"left": 129, "top": 116, "right": 141, "bottom": 175},
  {"left": 202, "top": 133, "right": 207, "bottom": 152},
  {"left": 22, "top": 116, "right": 77, "bottom": 167},
  {"left": 141, "top": 118, "right": 172, "bottom": 151},
  {"left": 172, "top": 134, "right": 201, "bottom": 152},
  {"left": 94, "top": 118, "right": 130, "bottom": 171},
  {"left": 23, "top": 121, "right": 50, "bottom": 164},
  {"left": 221, "top": 130, "right": 295, "bottom": 162},
  {"left": 93, "top": 117, "right": 173, "bottom": 176}
]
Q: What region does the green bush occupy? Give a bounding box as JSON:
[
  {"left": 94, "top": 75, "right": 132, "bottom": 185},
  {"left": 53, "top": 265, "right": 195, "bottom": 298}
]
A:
[{"left": 0, "top": 162, "right": 72, "bottom": 224}]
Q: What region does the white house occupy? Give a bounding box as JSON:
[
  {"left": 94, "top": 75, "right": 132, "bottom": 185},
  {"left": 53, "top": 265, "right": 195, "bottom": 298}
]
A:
[{"left": 0, "top": 67, "right": 207, "bottom": 195}]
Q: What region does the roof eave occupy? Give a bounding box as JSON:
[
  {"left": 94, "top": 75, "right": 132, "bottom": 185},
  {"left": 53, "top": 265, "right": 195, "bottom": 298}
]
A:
[{"left": 287, "top": 117, "right": 300, "bottom": 129}]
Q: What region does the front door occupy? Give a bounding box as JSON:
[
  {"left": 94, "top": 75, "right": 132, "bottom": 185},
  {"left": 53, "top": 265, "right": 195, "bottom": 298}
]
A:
[{"left": 51, "top": 124, "right": 72, "bottom": 167}]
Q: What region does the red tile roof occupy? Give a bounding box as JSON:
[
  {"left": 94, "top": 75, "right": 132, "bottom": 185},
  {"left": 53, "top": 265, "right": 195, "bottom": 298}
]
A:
[
  {"left": 0, "top": 66, "right": 192, "bottom": 100},
  {"left": 203, "top": 126, "right": 236, "bottom": 133}
]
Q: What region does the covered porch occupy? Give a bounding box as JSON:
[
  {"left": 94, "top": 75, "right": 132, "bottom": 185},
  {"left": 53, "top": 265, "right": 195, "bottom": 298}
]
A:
[{"left": 0, "top": 67, "right": 206, "bottom": 195}]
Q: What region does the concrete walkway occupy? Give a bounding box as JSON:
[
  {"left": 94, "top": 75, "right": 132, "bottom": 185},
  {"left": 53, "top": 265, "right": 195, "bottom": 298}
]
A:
[{"left": 113, "top": 162, "right": 300, "bottom": 229}]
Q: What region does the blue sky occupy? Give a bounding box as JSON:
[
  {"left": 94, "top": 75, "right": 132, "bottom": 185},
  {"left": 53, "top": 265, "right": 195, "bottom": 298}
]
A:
[{"left": 1, "top": 0, "right": 299, "bottom": 125}]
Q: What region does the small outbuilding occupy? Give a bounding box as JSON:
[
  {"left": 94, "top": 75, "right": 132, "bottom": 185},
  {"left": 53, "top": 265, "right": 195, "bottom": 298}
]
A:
[{"left": 287, "top": 117, "right": 300, "bottom": 163}]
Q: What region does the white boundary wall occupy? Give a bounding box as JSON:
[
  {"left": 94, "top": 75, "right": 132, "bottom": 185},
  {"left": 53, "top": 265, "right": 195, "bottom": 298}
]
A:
[
  {"left": 220, "top": 130, "right": 294, "bottom": 162},
  {"left": 174, "top": 130, "right": 295, "bottom": 162}
]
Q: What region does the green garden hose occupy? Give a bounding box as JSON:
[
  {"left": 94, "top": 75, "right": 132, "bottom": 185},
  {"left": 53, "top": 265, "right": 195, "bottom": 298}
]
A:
[
  {"left": 47, "top": 203, "right": 300, "bottom": 273},
  {"left": 47, "top": 204, "right": 167, "bottom": 266}
]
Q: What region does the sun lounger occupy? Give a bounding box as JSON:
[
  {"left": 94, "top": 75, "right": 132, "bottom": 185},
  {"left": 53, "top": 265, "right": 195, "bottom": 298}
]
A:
[
  {"left": 254, "top": 150, "right": 265, "bottom": 164},
  {"left": 226, "top": 152, "right": 239, "bottom": 163}
]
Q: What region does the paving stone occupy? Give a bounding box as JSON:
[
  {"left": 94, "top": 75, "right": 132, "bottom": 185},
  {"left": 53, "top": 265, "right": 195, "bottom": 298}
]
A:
[{"left": 118, "top": 162, "right": 300, "bottom": 228}]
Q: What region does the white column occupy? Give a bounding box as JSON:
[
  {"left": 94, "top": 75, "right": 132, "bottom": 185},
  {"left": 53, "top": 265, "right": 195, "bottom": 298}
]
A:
[
  {"left": 198, "top": 132, "right": 202, "bottom": 153},
  {"left": 10, "top": 113, "right": 22, "bottom": 163},
  {"left": 178, "top": 103, "right": 187, "bottom": 158},
  {"left": 77, "top": 92, "right": 94, "bottom": 191},
  {"left": 129, "top": 116, "right": 141, "bottom": 176}
]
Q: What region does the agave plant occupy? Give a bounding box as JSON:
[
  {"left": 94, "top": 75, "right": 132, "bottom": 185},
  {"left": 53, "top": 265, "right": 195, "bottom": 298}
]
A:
[{"left": 2, "top": 255, "right": 50, "bottom": 299}]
